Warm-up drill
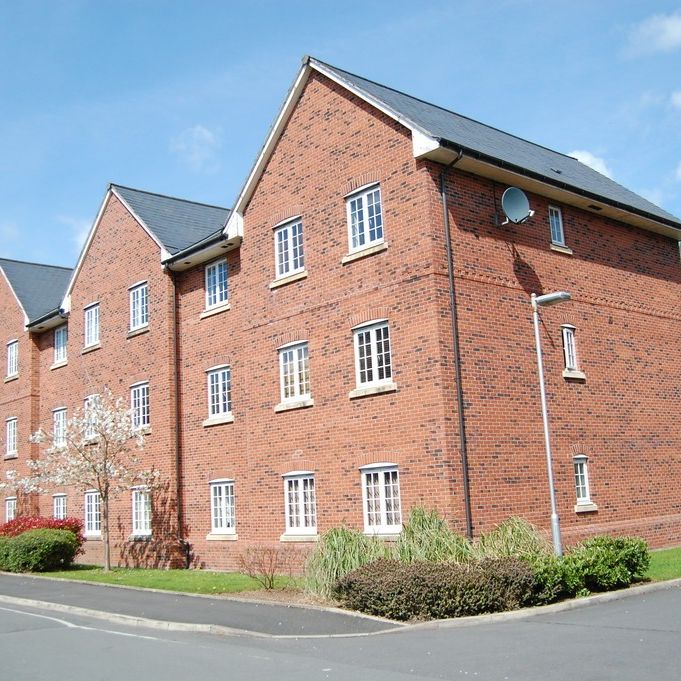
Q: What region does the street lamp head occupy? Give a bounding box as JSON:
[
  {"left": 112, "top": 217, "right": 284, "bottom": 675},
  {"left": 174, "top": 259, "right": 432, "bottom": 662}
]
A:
[{"left": 532, "top": 291, "right": 571, "bottom": 308}]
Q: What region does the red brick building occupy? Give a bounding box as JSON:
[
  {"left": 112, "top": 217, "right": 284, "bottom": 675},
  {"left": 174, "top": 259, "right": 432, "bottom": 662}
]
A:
[{"left": 2, "top": 57, "right": 680, "bottom": 568}]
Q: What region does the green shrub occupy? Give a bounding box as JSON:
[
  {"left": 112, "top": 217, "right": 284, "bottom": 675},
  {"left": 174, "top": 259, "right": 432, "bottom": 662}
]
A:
[
  {"left": 394, "top": 507, "right": 472, "bottom": 563},
  {"left": 473, "top": 517, "right": 552, "bottom": 560},
  {"left": 0, "top": 529, "right": 79, "bottom": 573},
  {"left": 526, "top": 553, "right": 583, "bottom": 604},
  {"left": 334, "top": 557, "right": 535, "bottom": 621},
  {"left": 305, "top": 527, "right": 391, "bottom": 598},
  {"left": 564, "top": 536, "right": 650, "bottom": 592}
]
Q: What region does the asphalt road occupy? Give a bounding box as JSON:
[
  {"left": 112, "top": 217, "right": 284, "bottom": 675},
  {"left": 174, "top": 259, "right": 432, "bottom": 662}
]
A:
[{"left": 1, "top": 585, "right": 679, "bottom": 680}]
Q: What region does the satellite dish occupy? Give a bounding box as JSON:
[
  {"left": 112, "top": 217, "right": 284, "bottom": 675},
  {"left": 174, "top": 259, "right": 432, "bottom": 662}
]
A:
[{"left": 500, "top": 187, "right": 534, "bottom": 225}]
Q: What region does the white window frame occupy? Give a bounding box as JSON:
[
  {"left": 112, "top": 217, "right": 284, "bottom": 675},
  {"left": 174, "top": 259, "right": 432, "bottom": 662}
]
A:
[
  {"left": 84, "top": 303, "right": 100, "bottom": 348},
  {"left": 283, "top": 472, "right": 317, "bottom": 535},
  {"left": 549, "top": 205, "right": 565, "bottom": 246},
  {"left": 204, "top": 259, "right": 229, "bottom": 310},
  {"left": 129, "top": 281, "right": 149, "bottom": 331},
  {"left": 561, "top": 324, "right": 578, "bottom": 371},
  {"left": 131, "top": 487, "right": 152, "bottom": 536},
  {"left": 5, "top": 418, "right": 17, "bottom": 457},
  {"left": 84, "top": 490, "right": 101, "bottom": 536},
  {"left": 278, "top": 342, "right": 311, "bottom": 403},
  {"left": 209, "top": 479, "right": 236, "bottom": 534},
  {"left": 274, "top": 218, "right": 305, "bottom": 279},
  {"left": 54, "top": 325, "right": 68, "bottom": 364},
  {"left": 84, "top": 395, "right": 98, "bottom": 440},
  {"left": 573, "top": 455, "right": 592, "bottom": 506},
  {"left": 53, "top": 494, "right": 67, "bottom": 520},
  {"left": 53, "top": 408, "right": 67, "bottom": 448},
  {"left": 5, "top": 497, "right": 17, "bottom": 522},
  {"left": 207, "top": 365, "right": 232, "bottom": 418},
  {"left": 361, "top": 463, "right": 402, "bottom": 535},
  {"left": 346, "top": 183, "right": 384, "bottom": 253},
  {"left": 353, "top": 320, "right": 393, "bottom": 388},
  {"left": 130, "top": 382, "right": 150, "bottom": 430},
  {"left": 6, "top": 340, "right": 18, "bottom": 377}
]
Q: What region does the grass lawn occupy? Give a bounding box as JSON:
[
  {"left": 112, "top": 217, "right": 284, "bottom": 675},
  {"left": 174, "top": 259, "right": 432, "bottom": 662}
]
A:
[
  {"left": 46, "top": 565, "right": 298, "bottom": 594},
  {"left": 647, "top": 546, "right": 681, "bottom": 582}
]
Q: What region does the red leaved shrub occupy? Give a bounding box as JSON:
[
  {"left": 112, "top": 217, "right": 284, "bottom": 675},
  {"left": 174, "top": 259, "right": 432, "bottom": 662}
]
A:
[{"left": 0, "top": 517, "right": 85, "bottom": 554}]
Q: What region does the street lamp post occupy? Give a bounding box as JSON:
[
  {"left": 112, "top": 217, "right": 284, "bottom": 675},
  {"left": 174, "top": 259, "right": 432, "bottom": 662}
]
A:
[{"left": 531, "top": 291, "right": 571, "bottom": 557}]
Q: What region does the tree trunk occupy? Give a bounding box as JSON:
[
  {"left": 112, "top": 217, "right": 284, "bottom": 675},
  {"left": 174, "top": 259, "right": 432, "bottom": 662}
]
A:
[{"left": 102, "top": 495, "right": 111, "bottom": 572}]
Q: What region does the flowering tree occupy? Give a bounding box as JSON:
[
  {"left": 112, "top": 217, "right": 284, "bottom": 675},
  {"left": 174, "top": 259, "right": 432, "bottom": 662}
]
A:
[{"left": 28, "top": 388, "right": 158, "bottom": 571}]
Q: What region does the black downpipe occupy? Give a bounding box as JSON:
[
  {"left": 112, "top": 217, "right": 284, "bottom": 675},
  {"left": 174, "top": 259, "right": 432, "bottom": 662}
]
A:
[{"left": 440, "top": 156, "right": 473, "bottom": 540}]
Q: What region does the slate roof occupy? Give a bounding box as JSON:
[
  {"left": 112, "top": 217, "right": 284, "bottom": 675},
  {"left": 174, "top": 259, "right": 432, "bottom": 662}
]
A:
[
  {"left": 112, "top": 185, "right": 230, "bottom": 255},
  {"left": 0, "top": 258, "right": 72, "bottom": 322},
  {"left": 312, "top": 59, "right": 681, "bottom": 228}
]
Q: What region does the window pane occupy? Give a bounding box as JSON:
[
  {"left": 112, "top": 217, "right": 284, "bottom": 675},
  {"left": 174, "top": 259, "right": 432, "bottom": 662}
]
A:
[
  {"left": 211, "top": 482, "right": 235, "bottom": 531},
  {"left": 350, "top": 197, "right": 365, "bottom": 250},
  {"left": 366, "top": 189, "right": 383, "bottom": 243},
  {"left": 364, "top": 472, "right": 381, "bottom": 526},
  {"left": 356, "top": 330, "right": 373, "bottom": 384}
]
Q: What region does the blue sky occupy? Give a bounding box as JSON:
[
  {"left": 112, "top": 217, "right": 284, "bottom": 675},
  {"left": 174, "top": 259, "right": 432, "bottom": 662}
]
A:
[{"left": 1, "top": 0, "right": 680, "bottom": 267}]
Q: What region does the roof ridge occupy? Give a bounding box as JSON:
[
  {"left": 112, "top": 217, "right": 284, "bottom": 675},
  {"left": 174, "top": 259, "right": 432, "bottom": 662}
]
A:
[
  {"left": 310, "top": 57, "right": 583, "bottom": 165},
  {"left": 0, "top": 257, "right": 72, "bottom": 271},
  {"left": 111, "top": 183, "right": 230, "bottom": 211}
]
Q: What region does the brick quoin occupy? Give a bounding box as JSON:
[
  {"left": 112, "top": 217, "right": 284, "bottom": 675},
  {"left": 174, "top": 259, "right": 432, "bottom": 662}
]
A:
[{"left": 1, "top": 63, "right": 680, "bottom": 570}]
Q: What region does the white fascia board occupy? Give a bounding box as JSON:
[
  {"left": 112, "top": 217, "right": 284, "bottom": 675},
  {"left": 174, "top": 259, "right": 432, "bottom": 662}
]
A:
[
  {"left": 0, "top": 266, "right": 29, "bottom": 328},
  {"left": 110, "top": 187, "right": 172, "bottom": 260},
  {"left": 221, "top": 64, "right": 313, "bottom": 236},
  {"left": 412, "top": 129, "right": 441, "bottom": 158}
]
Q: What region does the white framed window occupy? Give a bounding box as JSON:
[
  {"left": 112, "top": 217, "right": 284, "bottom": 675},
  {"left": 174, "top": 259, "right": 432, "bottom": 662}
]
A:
[
  {"left": 207, "top": 366, "right": 232, "bottom": 418},
  {"left": 131, "top": 487, "right": 152, "bottom": 536},
  {"left": 84, "top": 303, "right": 100, "bottom": 347},
  {"left": 361, "top": 464, "right": 402, "bottom": 534},
  {"left": 54, "top": 325, "right": 68, "bottom": 364},
  {"left": 347, "top": 184, "right": 383, "bottom": 252},
  {"left": 5, "top": 497, "right": 17, "bottom": 522},
  {"left": 53, "top": 494, "right": 67, "bottom": 520},
  {"left": 561, "top": 325, "right": 578, "bottom": 371},
  {"left": 210, "top": 479, "right": 235, "bottom": 534},
  {"left": 84, "top": 395, "right": 97, "bottom": 440},
  {"left": 549, "top": 205, "right": 565, "bottom": 246},
  {"left": 274, "top": 219, "right": 305, "bottom": 278},
  {"left": 279, "top": 342, "right": 310, "bottom": 402},
  {"left": 284, "top": 472, "right": 317, "bottom": 535},
  {"left": 6, "top": 340, "right": 18, "bottom": 377},
  {"left": 129, "top": 282, "right": 149, "bottom": 330},
  {"left": 573, "top": 455, "right": 592, "bottom": 505},
  {"left": 53, "top": 408, "right": 67, "bottom": 448},
  {"left": 205, "top": 259, "right": 228, "bottom": 309},
  {"left": 130, "top": 382, "right": 150, "bottom": 429},
  {"left": 5, "top": 418, "right": 17, "bottom": 457},
  {"left": 84, "top": 490, "right": 101, "bottom": 536},
  {"left": 353, "top": 321, "right": 392, "bottom": 387}
]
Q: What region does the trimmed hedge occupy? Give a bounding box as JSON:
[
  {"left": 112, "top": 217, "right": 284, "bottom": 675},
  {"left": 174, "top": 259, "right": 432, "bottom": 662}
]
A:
[
  {"left": 0, "top": 516, "right": 85, "bottom": 554},
  {"left": 0, "top": 529, "right": 79, "bottom": 572},
  {"left": 334, "top": 557, "right": 535, "bottom": 621}
]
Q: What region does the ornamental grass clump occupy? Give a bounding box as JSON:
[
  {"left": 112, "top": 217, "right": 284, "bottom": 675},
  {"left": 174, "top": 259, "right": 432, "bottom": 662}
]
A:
[
  {"left": 305, "top": 527, "right": 390, "bottom": 598},
  {"left": 473, "top": 516, "right": 552, "bottom": 560}
]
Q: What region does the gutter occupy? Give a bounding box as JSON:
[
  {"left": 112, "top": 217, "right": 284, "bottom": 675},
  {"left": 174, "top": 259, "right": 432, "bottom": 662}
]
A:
[
  {"left": 437, "top": 139, "right": 681, "bottom": 233},
  {"left": 26, "top": 307, "right": 66, "bottom": 330},
  {"left": 163, "top": 231, "right": 226, "bottom": 266}
]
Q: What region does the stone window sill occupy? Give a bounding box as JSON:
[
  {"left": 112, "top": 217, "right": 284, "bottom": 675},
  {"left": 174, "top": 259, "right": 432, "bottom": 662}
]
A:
[
  {"left": 274, "top": 398, "right": 314, "bottom": 413},
  {"left": 50, "top": 360, "right": 68, "bottom": 371},
  {"left": 85, "top": 534, "right": 102, "bottom": 541},
  {"left": 349, "top": 382, "right": 398, "bottom": 400},
  {"left": 341, "top": 241, "right": 388, "bottom": 265},
  {"left": 562, "top": 369, "right": 587, "bottom": 381},
  {"left": 550, "top": 243, "right": 574, "bottom": 255},
  {"left": 206, "top": 532, "right": 238, "bottom": 541},
  {"left": 81, "top": 343, "right": 101, "bottom": 355},
  {"left": 363, "top": 532, "right": 401, "bottom": 541},
  {"left": 202, "top": 413, "right": 235, "bottom": 427},
  {"left": 269, "top": 270, "right": 308, "bottom": 289},
  {"left": 127, "top": 326, "right": 149, "bottom": 339},
  {"left": 575, "top": 502, "right": 598, "bottom": 513},
  {"left": 4, "top": 374, "right": 18, "bottom": 383},
  {"left": 279, "top": 533, "right": 319, "bottom": 543},
  {"left": 3, "top": 453, "right": 18, "bottom": 460},
  {"left": 200, "top": 302, "right": 231, "bottom": 319},
  {"left": 128, "top": 534, "right": 152, "bottom": 542}
]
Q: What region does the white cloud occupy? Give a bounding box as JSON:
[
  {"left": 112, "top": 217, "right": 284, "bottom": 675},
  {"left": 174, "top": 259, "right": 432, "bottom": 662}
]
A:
[
  {"left": 629, "top": 11, "right": 681, "bottom": 55},
  {"left": 57, "top": 215, "right": 91, "bottom": 255},
  {"left": 170, "top": 124, "right": 222, "bottom": 174},
  {"left": 568, "top": 150, "right": 613, "bottom": 179},
  {"left": 671, "top": 91, "right": 681, "bottom": 111}
]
